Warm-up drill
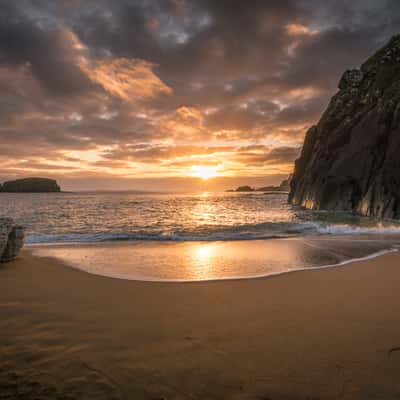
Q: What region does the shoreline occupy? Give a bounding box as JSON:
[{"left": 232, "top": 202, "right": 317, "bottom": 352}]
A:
[
  {"left": 1, "top": 249, "right": 400, "bottom": 398},
  {"left": 27, "top": 237, "right": 400, "bottom": 283},
  {"left": 27, "top": 244, "right": 399, "bottom": 284}
]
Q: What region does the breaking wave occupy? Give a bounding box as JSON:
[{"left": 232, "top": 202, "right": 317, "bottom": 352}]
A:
[{"left": 26, "top": 220, "right": 400, "bottom": 244}]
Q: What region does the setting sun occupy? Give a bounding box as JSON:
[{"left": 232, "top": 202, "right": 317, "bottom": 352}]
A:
[
  {"left": 2, "top": 1, "right": 400, "bottom": 398},
  {"left": 189, "top": 165, "right": 221, "bottom": 180}
]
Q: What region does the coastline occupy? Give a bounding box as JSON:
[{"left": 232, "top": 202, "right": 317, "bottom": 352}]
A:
[
  {"left": 28, "top": 242, "right": 399, "bottom": 283},
  {"left": 27, "top": 237, "right": 400, "bottom": 282},
  {"left": 1, "top": 249, "right": 400, "bottom": 398}
]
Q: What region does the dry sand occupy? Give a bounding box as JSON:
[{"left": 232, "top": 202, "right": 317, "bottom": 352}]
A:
[{"left": 1, "top": 249, "right": 400, "bottom": 399}]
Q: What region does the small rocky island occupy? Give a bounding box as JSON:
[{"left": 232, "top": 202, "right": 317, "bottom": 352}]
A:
[
  {"left": 0, "top": 218, "right": 24, "bottom": 262},
  {"left": 1, "top": 178, "right": 60, "bottom": 193},
  {"left": 290, "top": 35, "right": 400, "bottom": 219},
  {"left": 229, "top": 177, "right": 291, "bottom": 193},
  {"left": 0, "top": 178, "right": 59, "bottom": 260}
]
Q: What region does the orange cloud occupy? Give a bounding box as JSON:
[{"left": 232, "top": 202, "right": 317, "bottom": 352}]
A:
[
  {"left": 82, "top": 58, "right": 172, "bottom": 101},
  {"left": 176, "top": 106, "right": 203, "bottom": 122},
  {"left": 286, "top": 23, "right": 318, "bottom": 36},
  {"left": 157, "top": 106, "right": 206, "bottom": 140}
]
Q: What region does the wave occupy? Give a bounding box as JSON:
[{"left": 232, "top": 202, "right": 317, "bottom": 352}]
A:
[{"left": 25, "top": 220, "right": 400, "bottom": 244}]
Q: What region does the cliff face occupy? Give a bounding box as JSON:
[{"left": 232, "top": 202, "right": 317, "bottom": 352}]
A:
[
  {"left": 2, "top": 178, "right": 60, "bottom": 193},
  {"left": 289, "top": 35, "right": 400, "bottom": 219}
]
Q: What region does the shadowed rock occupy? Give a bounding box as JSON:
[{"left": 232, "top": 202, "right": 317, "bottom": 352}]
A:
[
  {"left": 235, "top": 185, "right": 254, "bottom": 192},
  {"left": 289, "top": 34, "right": 400, "bottom": 219},
  {"left": 0, "top": 218, "right": 25, "bottom": 262},
  {"left": 1, "top": 178, "right": 60, "bottom": 193}
]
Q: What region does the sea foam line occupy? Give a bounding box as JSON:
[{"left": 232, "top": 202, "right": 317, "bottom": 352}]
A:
[{"left": 24, "top": 223, "right": 400, "bottom": 244}]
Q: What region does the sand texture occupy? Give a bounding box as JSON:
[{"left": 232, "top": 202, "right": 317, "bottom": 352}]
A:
[{"left": 1, "top": 249, "right": 400, "bottom": 399}]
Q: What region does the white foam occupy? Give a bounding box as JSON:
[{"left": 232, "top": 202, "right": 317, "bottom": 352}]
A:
[{"left": 25, "top": 222, "right": 400, "bottom": 245}]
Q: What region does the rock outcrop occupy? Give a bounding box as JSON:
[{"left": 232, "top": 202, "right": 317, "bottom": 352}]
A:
[
  {"left": 235, "top": 185, "right": 255, "bottom": 192},
  {"left": 0, "top": 218, "right": 25, "bottom": 262},
  {"left": 289, "top": 35, "right": 400, "bottom": 219},
  {"left": 2, "top": 178, "right": 60, "bottom": 193},
  {"left": 277, "top": 175, "right": 292, "bottom": 192}
]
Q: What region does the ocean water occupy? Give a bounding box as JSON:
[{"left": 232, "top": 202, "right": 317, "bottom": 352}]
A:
[
  {"left": 2, "top": 191, "right": 400, "bottom": 281},
  {"left": 2, "top": 191, "right": 400, "bottom": 244}
]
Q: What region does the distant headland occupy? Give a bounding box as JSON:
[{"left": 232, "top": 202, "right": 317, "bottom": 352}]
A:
[
  {"left": 0, "top": 178, "right": 61, "bottom": 193},
  {"left": 227, "top": 177, "right": 291, "bottom": 193}
]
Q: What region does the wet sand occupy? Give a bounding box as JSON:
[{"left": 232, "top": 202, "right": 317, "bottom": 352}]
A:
[
  {"left": 1, "top": 249, "right": 400, "bottom": 399},
  {"left": 29, "top": 237, "right": 400, "bottom": 281}
]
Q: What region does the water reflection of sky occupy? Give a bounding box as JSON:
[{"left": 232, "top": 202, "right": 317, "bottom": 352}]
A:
[{"left": 31, "top": 236, "right": 399, "bottom": 282}]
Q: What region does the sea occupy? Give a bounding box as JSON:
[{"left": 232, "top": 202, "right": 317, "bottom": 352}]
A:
[{"left": 2, "top": 191, "right": 400, "bottom": 281}]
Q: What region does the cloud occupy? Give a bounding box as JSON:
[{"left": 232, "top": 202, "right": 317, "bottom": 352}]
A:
[
  {"left": 82, "top": 58, "right": 172, "bottom": 101},
  {"left": 0, "top": 4, "right": 94, "bottom": 96},
  {"left": 0, "top": 0, "right": 399, "bottom": 189},
  {"left": 286, "top": 23, "right": 318, "bottom": 36}
]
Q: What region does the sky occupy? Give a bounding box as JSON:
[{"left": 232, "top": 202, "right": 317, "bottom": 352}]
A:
[{"left": 0, "top": 0, "right": 399, "bottom": 191}]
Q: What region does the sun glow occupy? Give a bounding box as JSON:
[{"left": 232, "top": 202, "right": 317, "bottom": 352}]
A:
[
  {"left": 189, "top": 165, "right": 221, "bottom": 180},
  {"left": 192, "top": 243, "right": 218, "bottom": 276}
]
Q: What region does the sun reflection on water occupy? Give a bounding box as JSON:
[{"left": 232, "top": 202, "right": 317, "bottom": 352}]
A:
[{"left": 192, "top": 242, "right": 218, "bottom": 277}]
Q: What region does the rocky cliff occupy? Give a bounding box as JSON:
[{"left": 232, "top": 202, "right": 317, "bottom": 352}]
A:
[
  {"left": 0, "top": 218, "right": 25, "bottom": 262},
  {"left": 2, "top": 178, "right": 60, "bottom": 193},
  {"left": 289, "top": 35, "right": 400, "bottom": 219}
]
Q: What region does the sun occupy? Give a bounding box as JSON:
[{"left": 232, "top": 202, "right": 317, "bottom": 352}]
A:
[{"left": 190, "top": 165, "right": 221, "bottom": 180}]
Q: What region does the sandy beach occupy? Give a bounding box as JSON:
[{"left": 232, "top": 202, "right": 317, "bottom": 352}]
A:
[{"left": 0, "top": 249, "right": 399, "bottom": 399}]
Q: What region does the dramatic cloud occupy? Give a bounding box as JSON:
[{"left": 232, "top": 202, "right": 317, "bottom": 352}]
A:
[
  {"left": 0, "top": 0, "right": 398, "bottom": 190},
  {"left": 84, "top": 58, "right": 172, "bottom": 101}
]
